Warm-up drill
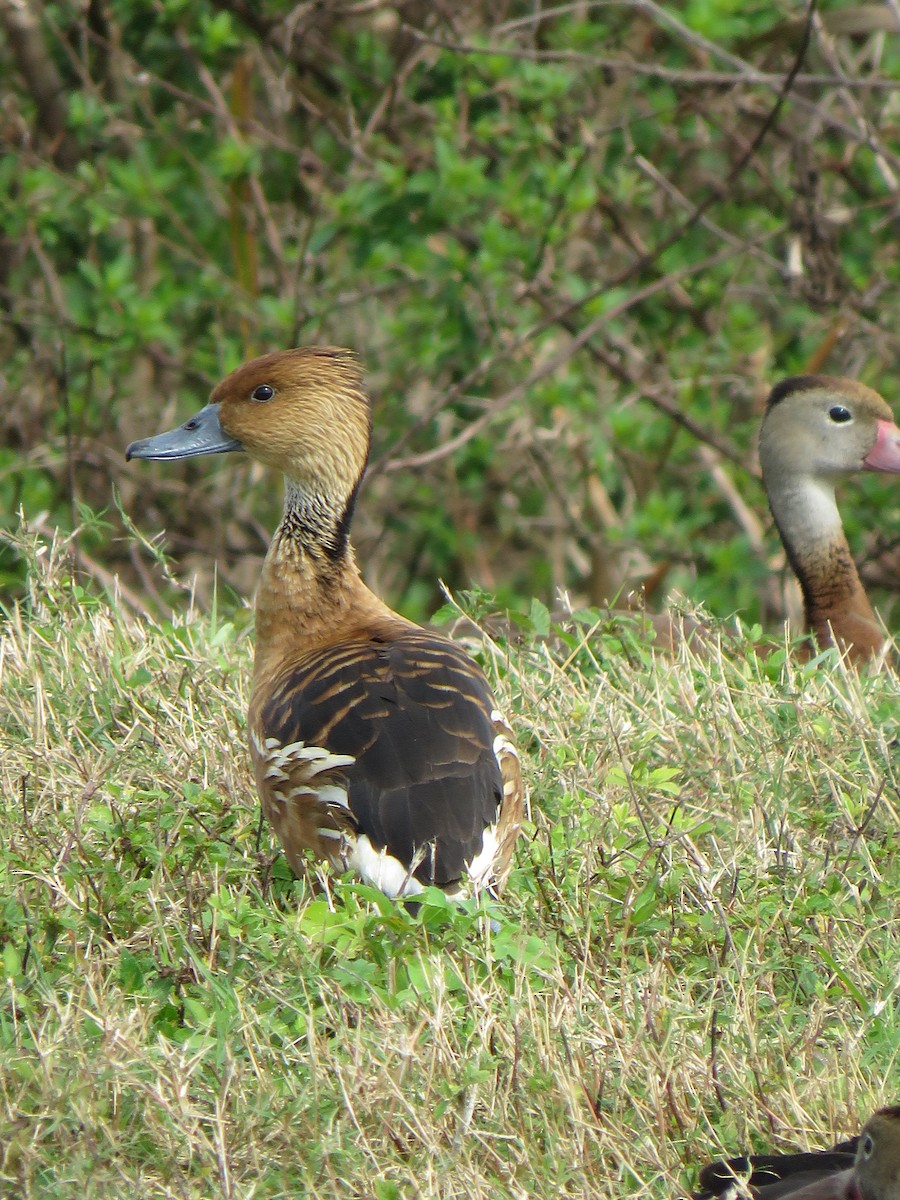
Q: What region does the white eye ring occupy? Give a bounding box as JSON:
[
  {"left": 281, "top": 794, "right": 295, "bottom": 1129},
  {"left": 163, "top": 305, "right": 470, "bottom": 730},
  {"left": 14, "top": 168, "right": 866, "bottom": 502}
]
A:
[{"left": 828, "top": 404, "right": 852, "bottom": 424}]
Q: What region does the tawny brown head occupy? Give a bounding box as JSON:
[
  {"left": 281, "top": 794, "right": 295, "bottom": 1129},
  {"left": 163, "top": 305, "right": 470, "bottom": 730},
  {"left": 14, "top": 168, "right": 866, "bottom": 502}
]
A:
[
  {"left": 855, "top": 1106, "right": 900, "bottom": 1200},
  {"left": 760, "top": 376, "right": 900, "bottom": 485},
  {"left": 213, "top": 347, "right": 371, "bottom": 489},
  {"left": 127, "top": 347, "right": 372, "bottom": 500}
]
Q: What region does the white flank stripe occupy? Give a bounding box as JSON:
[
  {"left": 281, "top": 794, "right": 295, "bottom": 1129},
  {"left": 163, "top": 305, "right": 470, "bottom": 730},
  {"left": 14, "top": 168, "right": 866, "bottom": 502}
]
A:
[
  {"left": 305, "top": 751, "right": 356, "bottom": 776},
  {"left": 314, "top": 783, "right": 350, "bottom": 809},
  {"left": 493, "top": 732, "right": 518, "bottom": 759},
  {"left": 253, "top": 730, "right": 355, "bottom": 777},
  {"left": 466, "top": 825, "right": 499, "bottom": 891},
  {"left": 349, "top": 835, "right": 424, "bottom": 898}
]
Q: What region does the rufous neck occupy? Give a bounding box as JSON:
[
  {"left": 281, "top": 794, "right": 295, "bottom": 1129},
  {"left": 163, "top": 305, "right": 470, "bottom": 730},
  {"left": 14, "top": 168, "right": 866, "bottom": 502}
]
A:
[
  {"left": 276, "top": 478, "right": 357, "bottom": 562},
  {"left": 251, "top": 477, "right": 401, "bottom": 681},
  {"left": 767, "top": 475, "right": 880, "bottom": 652},
  {"left": 252, "top": 482, "right": 359, "bottom": 672}
]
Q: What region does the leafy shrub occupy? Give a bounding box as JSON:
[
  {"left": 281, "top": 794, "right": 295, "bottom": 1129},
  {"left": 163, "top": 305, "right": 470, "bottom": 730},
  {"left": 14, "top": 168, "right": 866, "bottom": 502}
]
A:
[{"left": 1, "top": 1, "right": 898, "bottom": 630}]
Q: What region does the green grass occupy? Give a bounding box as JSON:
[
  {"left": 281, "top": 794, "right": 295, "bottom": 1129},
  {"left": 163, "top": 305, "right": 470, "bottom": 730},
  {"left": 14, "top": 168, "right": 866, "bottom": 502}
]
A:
[{"left": 1, "top": 529, "right": 898, "bottom": 1199}]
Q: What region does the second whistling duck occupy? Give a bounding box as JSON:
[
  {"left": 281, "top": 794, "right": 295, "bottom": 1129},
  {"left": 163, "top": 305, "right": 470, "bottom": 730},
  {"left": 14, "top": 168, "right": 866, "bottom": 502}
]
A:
[
  {"left": 759, "top": 375, "right": 900, "bottom": 663},
  {"left": 127, "top": 347, "right": 525, "bottom": 900},
  {"left": 695, "top": 1105, "right": 900, "bottom": 1200}
]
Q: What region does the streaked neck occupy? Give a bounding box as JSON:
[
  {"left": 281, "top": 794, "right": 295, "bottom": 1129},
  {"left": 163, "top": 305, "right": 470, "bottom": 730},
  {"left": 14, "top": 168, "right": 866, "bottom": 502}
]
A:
[{"left": 253, "top": 480, "right": 360, "bottom": 675}]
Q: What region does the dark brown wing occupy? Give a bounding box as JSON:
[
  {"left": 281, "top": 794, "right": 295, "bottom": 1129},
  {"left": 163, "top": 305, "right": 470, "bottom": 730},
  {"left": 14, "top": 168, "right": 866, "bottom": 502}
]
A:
[
  {"left": 695, "top": 1147, "right": 858, "bottom": 1200},
  {"left": 260, "top": 630, "right": 506, "bottom": 888}
]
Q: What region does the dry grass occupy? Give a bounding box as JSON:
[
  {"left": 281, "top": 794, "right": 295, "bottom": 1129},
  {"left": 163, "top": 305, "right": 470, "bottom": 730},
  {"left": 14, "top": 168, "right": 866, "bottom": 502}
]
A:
[{"left": 1, "top": 528, "right": 898, "bottom": 1199}]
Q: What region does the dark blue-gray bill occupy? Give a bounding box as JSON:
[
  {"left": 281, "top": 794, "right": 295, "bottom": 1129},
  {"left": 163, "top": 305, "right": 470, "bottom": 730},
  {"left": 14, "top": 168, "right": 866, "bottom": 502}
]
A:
[{"left": 126, "top": 403, "right": 244, "bottom": 461}]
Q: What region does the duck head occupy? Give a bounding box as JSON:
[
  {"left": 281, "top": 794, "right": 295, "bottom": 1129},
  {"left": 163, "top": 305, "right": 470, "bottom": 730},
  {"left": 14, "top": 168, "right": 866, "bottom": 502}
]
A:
[
  {"left": 760, "top": 376, "right": 900, "bottom": 484},
  {"left": 126, "top": 347, "right": 372, "bottom": 500},
  {"left": 855, "top": 1106, "right": 900, "bottom": 1200}
]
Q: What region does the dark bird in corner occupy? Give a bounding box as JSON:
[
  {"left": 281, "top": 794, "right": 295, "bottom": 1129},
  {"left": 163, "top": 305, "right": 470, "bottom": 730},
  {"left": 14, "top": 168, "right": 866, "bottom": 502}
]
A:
[{"left": 695, "top": 1105, "right": 900, "bottom": 1200}]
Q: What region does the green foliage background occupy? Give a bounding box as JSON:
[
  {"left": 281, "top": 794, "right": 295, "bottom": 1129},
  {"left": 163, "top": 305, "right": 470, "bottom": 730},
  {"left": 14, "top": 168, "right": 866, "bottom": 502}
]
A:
[
  {"left": 1, "top": 6, "right": 900, "bottom": 1196},
  {"left": 2, "top": 0, "right": 899, "bottom": 625}
]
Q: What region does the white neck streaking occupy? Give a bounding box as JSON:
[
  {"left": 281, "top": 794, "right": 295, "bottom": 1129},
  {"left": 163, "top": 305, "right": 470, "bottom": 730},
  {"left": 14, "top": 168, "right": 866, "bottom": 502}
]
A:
[
  {"left": 278, "top": 480, "right": 346, "bottom": 550},
  {"left": 250, "top": 479, "right": 362, "bottom": 677}
]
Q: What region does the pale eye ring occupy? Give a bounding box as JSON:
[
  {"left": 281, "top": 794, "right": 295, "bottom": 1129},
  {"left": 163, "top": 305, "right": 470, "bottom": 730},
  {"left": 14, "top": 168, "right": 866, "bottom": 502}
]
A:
[
  {"left": 251, "top": 384, "right": 276, "bottom": 403},
  {"left": 862, "top": 1134, "right": 874, "bottom": 1157},
  {"left": 828, "top": 404, "right": 852, "bottom": 424}
]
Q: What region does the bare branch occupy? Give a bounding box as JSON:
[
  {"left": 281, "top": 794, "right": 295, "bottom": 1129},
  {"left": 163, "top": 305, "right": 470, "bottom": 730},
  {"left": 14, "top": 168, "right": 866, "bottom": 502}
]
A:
[{"left": 0, "top": 0, "right": 80, "bottom": 169}]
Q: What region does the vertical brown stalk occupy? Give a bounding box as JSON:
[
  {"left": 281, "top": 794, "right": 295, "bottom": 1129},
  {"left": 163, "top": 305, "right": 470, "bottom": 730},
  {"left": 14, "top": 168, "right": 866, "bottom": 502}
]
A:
[{"left": 228, "top": 54, "right": 259, "bottom": 353}]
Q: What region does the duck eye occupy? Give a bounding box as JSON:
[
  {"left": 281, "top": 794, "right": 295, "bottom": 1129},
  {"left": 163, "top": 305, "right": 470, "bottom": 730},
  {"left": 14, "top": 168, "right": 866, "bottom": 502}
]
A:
[
  {"left": 828, "top": 405, "right": 852, "bottom": 424},
  {"left": 251, "top": 384, "right": 275, "bottom": 403},
  {"left": 863, "top": 1134, "right": 874, "bottom": 1157}
]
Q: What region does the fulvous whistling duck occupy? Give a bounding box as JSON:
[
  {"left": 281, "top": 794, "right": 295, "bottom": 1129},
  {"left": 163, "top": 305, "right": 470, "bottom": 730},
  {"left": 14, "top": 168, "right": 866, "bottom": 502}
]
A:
[
  {"left": 127, "top": 347, "right": 525, "bottom": 900},
  {"left": 695, "top": 1105, "right": 900, "bottom": 1200},
  {"left": 759, "top": 376, "right": 900, "bottom": 663}
]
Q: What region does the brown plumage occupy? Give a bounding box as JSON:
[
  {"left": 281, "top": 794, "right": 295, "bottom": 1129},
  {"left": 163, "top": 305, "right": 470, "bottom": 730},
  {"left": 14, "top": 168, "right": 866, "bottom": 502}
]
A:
[
  {"left": 759, "top": 376, "right": 900, "bottom": 663},
  {"left": 695, "top": 1106, "right": 900, "bottom": 1200},
  {"left": 127, "top": 347, "right": 525, "bottom": 899}
]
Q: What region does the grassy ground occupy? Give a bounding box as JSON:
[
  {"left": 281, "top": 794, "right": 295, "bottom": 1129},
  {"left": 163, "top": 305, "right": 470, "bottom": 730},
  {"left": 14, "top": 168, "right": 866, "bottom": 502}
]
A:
[{"left": 1, "top": 528, "right": 898, "bottom": 1199}]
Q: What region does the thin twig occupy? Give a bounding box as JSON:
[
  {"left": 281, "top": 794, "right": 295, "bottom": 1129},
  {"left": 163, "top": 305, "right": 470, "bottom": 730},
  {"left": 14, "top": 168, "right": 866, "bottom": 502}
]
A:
[{"left": 378, "top": 240, "right": 761, "bottom": 475}]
